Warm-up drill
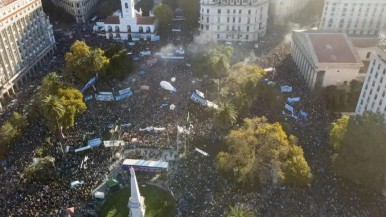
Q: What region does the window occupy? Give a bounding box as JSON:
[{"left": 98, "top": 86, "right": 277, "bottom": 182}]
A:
[
  {"left": 218, "top": 9, "right": 221, "bottom": 14},
  {"left": 217, "top": 25, "right": 220, "bottom": 30},
  {"left": 239, "top": 9, "right": 242, "bottom": 14},
  {"left": 207, "top": 9, "right": 209, "bottom": 13},
  {"left": 366, "top": 52, "right": 371, "bottom": 59},
  {"left": 227, "top": 17, "right": 229, "bottom": 22},
  {"left": 125, "top": 3, "right": 128, "bottom": 8},
  {"left": 248, "top": 10, "right": 251, "bottom": 14}
]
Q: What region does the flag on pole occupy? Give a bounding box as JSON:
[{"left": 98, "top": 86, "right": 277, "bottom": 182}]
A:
[{"left": 186, "top": 112, "right": 190, "bottom": 124}]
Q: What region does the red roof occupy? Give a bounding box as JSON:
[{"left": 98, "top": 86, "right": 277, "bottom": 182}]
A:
[
  {"left": 136, "top": 14, "right": 155, "bottom": 25},
  {"left": 104, "top": 16, "right": 120, "bottom": 25},
  {"left": 307, "top": 33, "right": 358, "bottom": 64}
]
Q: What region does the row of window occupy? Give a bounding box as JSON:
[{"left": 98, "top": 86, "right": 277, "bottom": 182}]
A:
[
  {"left": 201, "top": 6, "right": 264, "bottom": 15},
  {"left": 200, "top": 23, "right": 263, "bottom": 32},
  {"left": 201, "top": 15, "right": 263, "bottom": 24}
]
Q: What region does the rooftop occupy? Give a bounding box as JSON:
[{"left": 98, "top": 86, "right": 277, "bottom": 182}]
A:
[
  {"left": 136, "top": 14, "right": 155, "bottom": 25},
  {"left": 104, "top": 16, "right": 120, "bottom": 24},
  {"left": 350, "top": 37, "right": 380, "bottom": 48},
  {"left": 0, "top": 0, "right": 16, "bottom": 8},
  {"left": 307, "top": 32, "right": 359, "bottom": 64}
]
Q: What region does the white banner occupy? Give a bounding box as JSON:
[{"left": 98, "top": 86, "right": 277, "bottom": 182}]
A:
[
  {"left": 285, "top": 104, "right": 294, "bottom": 113},
  {"left": 287, "top": 97, "right": 300, "bottom": 103},
  {"left": 195, "top": 148, "right": 209, "bottom": 156}
]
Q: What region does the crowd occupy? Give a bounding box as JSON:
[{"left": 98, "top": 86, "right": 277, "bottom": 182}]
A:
[{"left": 1, "top": 21, "right": 386, "bottom": 217}]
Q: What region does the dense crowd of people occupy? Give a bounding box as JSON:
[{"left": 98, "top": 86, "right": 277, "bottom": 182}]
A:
[{"left": 1, "top": 20, "right": 386, "bottom": 217}]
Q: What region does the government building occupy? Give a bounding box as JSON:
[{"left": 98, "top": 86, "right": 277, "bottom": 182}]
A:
[
  {"left": 102, "top": 0, "right": 157, "bottom": 41},
  {"left": 196, "top": 0, "right": 269, "bottom": 43},
  {"left": 291, "top": 30, "right": 364, "bottom": 90},
  {"left": 54, "top": 0, "right": 99, "bottom": 23},
  {"left": 0, "top": 0, "right": 56, "bottom": 110},
  {"left": 319, "top": 0, "right": 386, "bottom": 36}
]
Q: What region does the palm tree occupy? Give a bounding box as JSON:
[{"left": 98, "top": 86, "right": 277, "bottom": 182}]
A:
[
  {"left": 41, "top": 95, "right": 65, "bottom": 134},
  {"left": 216, "top": 103, "right": 238, "bottom": 129},
  {"left": 210, "top": 54, "right": 230, "bottom": 99},
  {"left": 226, "top": 205, "right": 254, "bottom": 217}
]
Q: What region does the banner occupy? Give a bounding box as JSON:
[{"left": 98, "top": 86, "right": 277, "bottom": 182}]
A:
[
  {"left": 95, "top": 92, "right": 114, "bottom": 101},
  {"left": 84, "top": 95, "right": 93, "bottom": 101},
  {"left": 300, "top": 110, "right": 308, "bottom": 119},
  {"left": 190, "top": 93, "right": 207, "bottom": 106},
  {"left": 151, "top": 35, "right": 160, "bottom": 41},
  {"left": 88, "top": 138, "right": 102, "bottom": 148},
  {"left": 285, "top": 104, "right": 294, "bottom": 113},
  {"left": 287, "top": 97, "right": 300, "bottom": 103},
  {"left": 103, "top": 140, "right": 126, "bottom": 148},
  {"left": 147, "top": 58, "right": 158, "bottom": 66},
  {"left": 81, "top": 76, "right": 97, "bottom": 93},
  {"left": 206, "top": 100, "right": 219, "bottom": 109},
  {"left": 195, "top": 148, "right": 209, "bottom": 156},
  {"left": 195, "top": 90, "right": 205, "bottom": 98},
  {"left": 280, "top": 86, "right": 292, "bottom": 93},
  {"left": 118, "top": 87, "right": 132, "bottom": 95},
  {"left": 75, "top": 146, "right": 91, "bottom": 153}
]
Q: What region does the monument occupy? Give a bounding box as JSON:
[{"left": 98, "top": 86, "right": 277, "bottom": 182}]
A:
[{"left": 128, "top": 167, "right": 146, "bottom": 217}]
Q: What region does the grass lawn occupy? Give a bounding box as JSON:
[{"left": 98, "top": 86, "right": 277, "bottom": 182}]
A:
[{"left": 99, "top": 185, "right": 176, "bottom": 217}]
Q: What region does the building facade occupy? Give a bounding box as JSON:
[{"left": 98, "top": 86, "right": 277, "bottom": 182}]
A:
[
  {"left": 319, "top": 0, "right": 386, "bottom": 36},
  {"left": 355, "top": 49, "right": 386, "bottom": 117},
  {"left": 269, "top": 0, "right": 310, "bottom": 25},
  {"left": 0, "top": 0, "right": 56, "bottom": 110},
  {"left": 350, "top": 37, "right": 382, "bottom": 74},
  {"left": 291, "top": 31, "right": 364, "bottom": 89},
  {"left": 54, "top": 0, "right": 99, "bottom": 23},
  {"left": 196, "top": 0, "right": 269, "bottom": 43},
  {"left": 102, "top": 0, "right": 156, "bottom": 41}
]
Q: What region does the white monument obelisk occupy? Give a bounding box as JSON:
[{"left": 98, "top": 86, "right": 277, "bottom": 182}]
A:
[{"left": 128, "top": 167, "right": 145, "bottom": 217}]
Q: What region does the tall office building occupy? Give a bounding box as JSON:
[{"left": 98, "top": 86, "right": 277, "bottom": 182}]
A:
[
  {"left": 269, "top": 0, "right": 310, "bottom": 25},
  {"left": 319, "top": 0, "right": 386, "bottom": 36},
  {"left": 355, "top": 48, "right": 386, "bottom": 117},
  {"left": 196, "top": 0, "right": 269, "bottom": 43},
  {"left": 0, "top": 0, "right": 56, "bottom": 110},
  {"left": 54, "top": 0, "right": 99, "bottom": 23}
]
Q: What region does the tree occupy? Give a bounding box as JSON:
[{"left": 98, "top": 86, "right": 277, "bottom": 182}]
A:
[
  {"left": 329, "top": 115, "right": 350, "bottom": 152},
  {"left": 41, "top": 95, "right": 65, "bottom": 133},
  {"left": 226, "top": 205, "right": 254, "bottom": 217},
  {"left": 221, "top": 63, "right": 266, "bottom": 116},
  {"left": 57, "top": 88, "right": 87, "bottom": 130},
  {"left": 332, "top": 112, "right": 386, "bottom": 192},
  {"left": 153, "top": 4, "right": 174, "bottom": 37},
  {"left": 178, "top": 0, "right": 200, "bottom": 30},
  {"left": 216, "top": 117, "right": 312, "bottom": 188},
  {"left": 106, "top": 49, "right": 134, "bottom": 79},
  {"left": 215, "top": 103, "right": 238, "bottom": 129},
  {"left": 65, "top": 40, "right": 109, "bottom": 82},
  {"left": 41, "top": 72, "right": 62, "bottom": 96},
  {"left": 283, "top": 140, "right": 313, "bottom": 186},
  {"left": 0, "top": 112, "right": 28, "bottom": 155},
  {"left": 24, "top": 156, "right": 58, "bottom": 183}
]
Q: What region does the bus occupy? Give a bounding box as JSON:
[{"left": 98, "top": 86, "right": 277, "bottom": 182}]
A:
[{"left": 122, "top": 159, "right": 168, "bottom": 173}]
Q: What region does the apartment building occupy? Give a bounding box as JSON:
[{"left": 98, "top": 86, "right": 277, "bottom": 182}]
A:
[
  {"left": 54, "top": 0, "right": 99, "bottom": 23},
  {"left": 0, "top": 0, "right": 56, "bottom": 110},
  {"left": 319, "top": 0, "right": 386, "bottom": 36},
  {"left": 196, "top": 0, "right": 269, "bottom": 43},
  {"left": 269, "top": 0, "right": 310, "bottom": 25}
]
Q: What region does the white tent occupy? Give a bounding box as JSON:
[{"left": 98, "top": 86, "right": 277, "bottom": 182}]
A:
[
  {"left": 160, "top": 81, "right": 176, "bottom": 92},
  {"left": 94, "top": 191, "right": 105, "bottom": 199}
]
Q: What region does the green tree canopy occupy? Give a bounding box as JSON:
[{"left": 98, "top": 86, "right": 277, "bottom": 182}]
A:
[
  {"left": 153, "top": 4, "right": 174, "bottom": 36},
  {"left": 226, "top": 205, "right": 254, "bottom": 217},
  {"left": 57, "top": 88, "right": 87, "bottom": 130},
  {"left": 216, "top": 117, "right": 312, "bottom": 188},
  {"left": 178, "top": 0, "right": 200, "bottom": 30},
  {"left": 215, "top": 103, "right": 238, "bottom": 129},
  {"left": 65, "top": 40, "right": 109, "bottom": 82},
  {"left": 41, "top": 72, "right": 62, "bottom": 96},
  {"left": 0, "top": 112, "right": 28, "bottom": 155},
  {"left": 329, "top": 115, "right": 350, "bottom": 152},
  {"left": 41, "top": 95, "right": 66, "bottom": 133},
  {"left": 221, "top": 63, "right": 266, "bottom": 116},
  {"left": 24, "top": 156, "right": 58, "bottom": 183},
  {"left": 106, "top": 49, "right": 134, "bottom": 79},
  {"left": 332, "top": 112, "right": 386, "bottom": 191}
]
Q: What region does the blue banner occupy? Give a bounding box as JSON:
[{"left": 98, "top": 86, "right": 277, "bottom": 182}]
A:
[
  {"left": 81, "top": 76, "right": 97, "bottom": 93},
  {"left": 115, "top": 91, "right": 133, "bottom": 101},
  {"left": 190, "top": 93, "right": 207, "bottom": 106},
  {"left": 88, "top": 138, "right": 102, "bottom": 148},
  {"left": 84, "top": 95, "right": 93, "bottom": 101}
]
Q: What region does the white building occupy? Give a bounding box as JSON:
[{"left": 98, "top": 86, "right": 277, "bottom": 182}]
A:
[
  {"left": 0, "top": 0, "right": 56, "bottom": 110},
  {"left": 54, "top": 0, "right": 99, "bottom": 23},
  {"left": 196, "top": 0, "right": 269, "bottom": 43},
  {"left": 128, "top": 167, "right": 145, "bottom": 217},
  {"left": 355, "top": 49, "right": 386, "bottom": 117},
  {"left": 269, "top": 0, "right": 310, "bottom": 25},
  {"left": 102, "top": 0, "right": 157, "bottom": 41},
  {"left": 319, "top": 0, "right": 386, "bottom": 36},
  {"left": 291, "top": 31, "right": 364, "bottom": 89}
]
